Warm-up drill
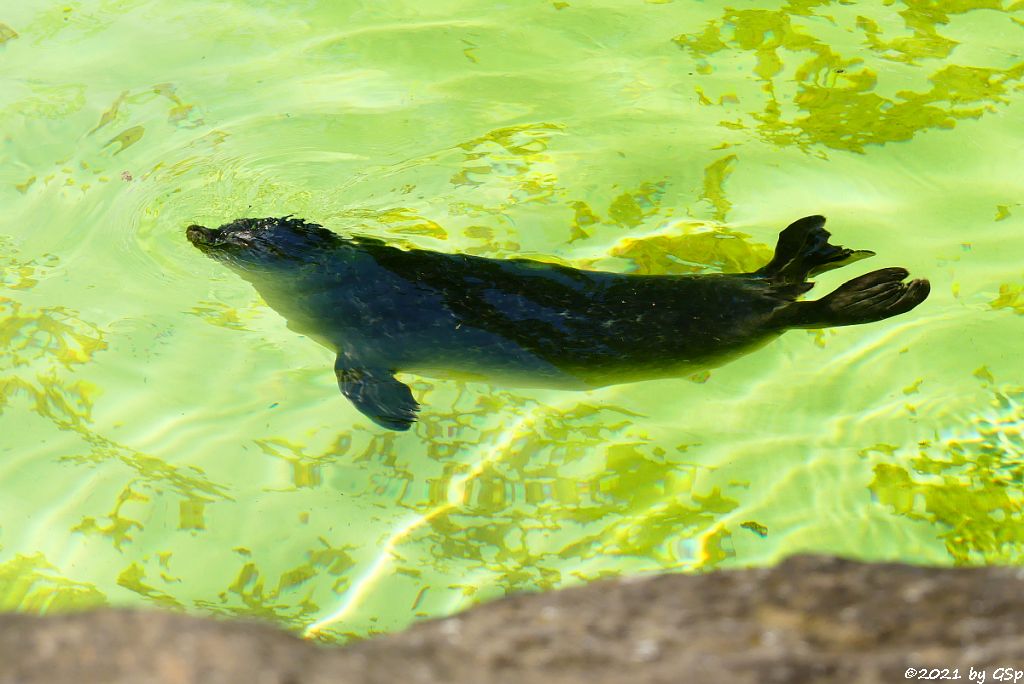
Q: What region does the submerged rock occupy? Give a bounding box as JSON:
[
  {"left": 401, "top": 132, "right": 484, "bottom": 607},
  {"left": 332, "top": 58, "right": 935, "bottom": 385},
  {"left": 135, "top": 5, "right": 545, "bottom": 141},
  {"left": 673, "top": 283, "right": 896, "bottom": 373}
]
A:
[{"left": 2, "top": 556, "right": 1024, "bottom": 683}]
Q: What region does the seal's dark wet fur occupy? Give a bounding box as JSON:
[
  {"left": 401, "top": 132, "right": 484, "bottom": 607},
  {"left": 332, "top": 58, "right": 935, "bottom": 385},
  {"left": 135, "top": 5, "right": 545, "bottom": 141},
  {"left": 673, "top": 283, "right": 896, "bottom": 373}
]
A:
[{"left": 186, "top": 215, "right": 929, "bottom": 431}]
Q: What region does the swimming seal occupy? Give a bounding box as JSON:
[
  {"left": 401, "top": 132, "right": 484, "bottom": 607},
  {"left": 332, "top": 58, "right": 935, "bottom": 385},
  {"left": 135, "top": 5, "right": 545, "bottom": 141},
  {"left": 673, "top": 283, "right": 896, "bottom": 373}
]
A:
[{"left": 186, "top": 215, "right": 929, "bottom": 431}]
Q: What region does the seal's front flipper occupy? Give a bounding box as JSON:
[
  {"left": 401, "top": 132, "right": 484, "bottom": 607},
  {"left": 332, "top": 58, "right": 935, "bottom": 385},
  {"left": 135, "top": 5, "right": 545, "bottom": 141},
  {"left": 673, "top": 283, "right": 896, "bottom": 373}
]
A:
[
  {"left": 756, "top": 215, "right": 874, "bottom": 283},
  {"left": 335, "top": 359, "right": 419, "bottom": 431},
  {"left": 780, "top": 267, "right": 930, "bottom": 329}
]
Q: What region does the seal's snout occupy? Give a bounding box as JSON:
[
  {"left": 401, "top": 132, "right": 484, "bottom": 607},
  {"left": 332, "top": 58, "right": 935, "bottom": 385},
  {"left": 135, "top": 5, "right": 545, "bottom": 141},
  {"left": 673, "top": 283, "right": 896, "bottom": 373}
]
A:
[{"left": 186, "top": 224, "right": 212, "bottom": 245}]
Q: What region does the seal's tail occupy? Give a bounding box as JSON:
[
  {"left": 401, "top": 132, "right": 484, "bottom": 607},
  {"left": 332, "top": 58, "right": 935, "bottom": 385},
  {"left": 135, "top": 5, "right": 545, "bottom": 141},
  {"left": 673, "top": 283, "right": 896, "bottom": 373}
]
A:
[
  {"left": 777, "top": 267, "right": 931, "bottom": 329},
  {"left": 755, "top": 215, "right": 874, "bottom": 284}
]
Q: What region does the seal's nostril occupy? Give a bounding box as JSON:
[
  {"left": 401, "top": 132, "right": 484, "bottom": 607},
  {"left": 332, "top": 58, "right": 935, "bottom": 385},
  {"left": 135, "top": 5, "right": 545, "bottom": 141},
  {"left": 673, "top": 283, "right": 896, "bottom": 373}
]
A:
[{"left": 186, "top": 225, "right": 211, "bottom": 244}]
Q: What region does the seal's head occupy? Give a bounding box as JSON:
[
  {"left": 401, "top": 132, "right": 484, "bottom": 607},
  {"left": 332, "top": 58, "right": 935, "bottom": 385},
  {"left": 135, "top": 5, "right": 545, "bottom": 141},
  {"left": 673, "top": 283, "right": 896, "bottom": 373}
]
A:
[{"left": 186, "top": 216, "right": 341, "bottom": 272}]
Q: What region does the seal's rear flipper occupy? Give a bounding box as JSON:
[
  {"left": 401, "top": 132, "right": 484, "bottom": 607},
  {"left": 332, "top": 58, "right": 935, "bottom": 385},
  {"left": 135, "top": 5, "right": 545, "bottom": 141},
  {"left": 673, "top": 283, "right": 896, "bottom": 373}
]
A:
[
  {"left": 755, "top": 215, "right": 874, "bottom": 284},
  {"left": 336, "top": 359, "right": 419, "bottom": 431},
  {"left": 780, "top": 267, "right": 930, "bottom": 329}
]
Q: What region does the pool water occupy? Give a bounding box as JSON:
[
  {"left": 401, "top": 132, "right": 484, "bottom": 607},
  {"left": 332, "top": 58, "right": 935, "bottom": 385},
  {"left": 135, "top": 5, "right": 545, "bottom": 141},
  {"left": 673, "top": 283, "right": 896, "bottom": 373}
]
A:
[{"left": 1, "top": 0, "right": 1023, "bottom": 641}]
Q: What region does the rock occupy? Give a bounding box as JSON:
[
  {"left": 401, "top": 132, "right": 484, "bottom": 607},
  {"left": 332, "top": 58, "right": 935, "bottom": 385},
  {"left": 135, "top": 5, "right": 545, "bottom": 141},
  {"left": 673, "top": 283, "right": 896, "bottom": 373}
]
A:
[{"left": 3, "top": 556, "right": 1024, "bottom": 684}]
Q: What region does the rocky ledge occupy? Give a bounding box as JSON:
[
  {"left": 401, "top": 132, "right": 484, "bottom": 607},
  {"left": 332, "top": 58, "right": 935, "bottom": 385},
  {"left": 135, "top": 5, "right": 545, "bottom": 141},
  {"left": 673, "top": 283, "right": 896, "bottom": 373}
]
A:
[{"left": 3, "top": 556, "right": 1024, "bottom": 684}]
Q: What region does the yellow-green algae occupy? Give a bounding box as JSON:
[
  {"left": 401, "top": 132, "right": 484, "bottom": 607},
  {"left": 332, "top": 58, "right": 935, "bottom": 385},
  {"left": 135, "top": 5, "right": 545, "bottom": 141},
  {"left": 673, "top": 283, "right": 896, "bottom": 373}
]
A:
[
  {"left": 673, "top": 1, "right": 1024, "bottom": 153},
  {"left": 868, "top": 370, "right": 1024, "bottom": 565}
]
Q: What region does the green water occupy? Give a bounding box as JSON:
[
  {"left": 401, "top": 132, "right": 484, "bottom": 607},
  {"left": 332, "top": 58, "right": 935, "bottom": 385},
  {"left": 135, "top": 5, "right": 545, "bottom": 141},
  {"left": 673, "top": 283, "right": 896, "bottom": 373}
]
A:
[{"left": 1, "top": 0, "right": 1023, "bottom": 641}]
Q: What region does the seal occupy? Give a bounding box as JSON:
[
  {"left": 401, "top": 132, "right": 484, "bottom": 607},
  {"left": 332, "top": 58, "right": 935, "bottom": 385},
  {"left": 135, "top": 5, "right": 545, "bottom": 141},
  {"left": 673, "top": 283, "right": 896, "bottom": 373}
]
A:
[{"left": 186, "top": 215, "right": 929, "bottom": 431}]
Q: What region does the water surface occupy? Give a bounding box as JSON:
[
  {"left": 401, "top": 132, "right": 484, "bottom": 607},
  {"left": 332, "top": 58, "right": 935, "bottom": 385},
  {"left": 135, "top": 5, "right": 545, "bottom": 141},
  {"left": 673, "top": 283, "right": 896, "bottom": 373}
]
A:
[{"left": 1, "top": 0, "right": 1023, "bottom": 641}]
